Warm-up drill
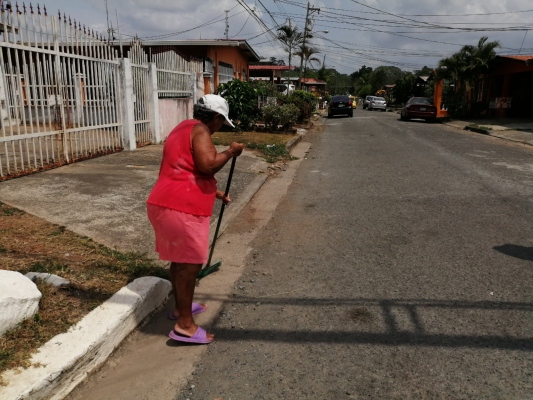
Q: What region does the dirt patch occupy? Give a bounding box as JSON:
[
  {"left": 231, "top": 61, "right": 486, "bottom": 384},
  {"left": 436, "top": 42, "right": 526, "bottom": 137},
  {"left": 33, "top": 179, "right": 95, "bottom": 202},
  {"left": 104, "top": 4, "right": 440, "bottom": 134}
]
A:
[{"left": 0, "top": 202, "right": 168, "bottom": 382}]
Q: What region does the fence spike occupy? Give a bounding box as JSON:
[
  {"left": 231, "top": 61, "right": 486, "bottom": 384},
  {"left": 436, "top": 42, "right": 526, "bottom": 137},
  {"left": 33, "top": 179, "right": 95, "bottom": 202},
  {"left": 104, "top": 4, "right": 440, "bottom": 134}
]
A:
[
  {"left": 43, "top": 4, "right": 46, "bottom": 16},
  {"left": 36, "top": 3, "right": 40, "bottom": 15},
  {"left": 69, "top": 16, "right": 71, "bottom": 25},
  {"left": 57, "top": 9, "right": 60, "bottom": 20},
  {"left": 16, "top": 2, "right": 20, "bottom": 14},
  {"left": 63, "top": 12, "right": 66, "bottom": 23},
  {"left": 29, "top": 2, "right": 33, "bottom": 14},
  {"left": 22, "top": 2, "right": 26, "bottom": 14}
]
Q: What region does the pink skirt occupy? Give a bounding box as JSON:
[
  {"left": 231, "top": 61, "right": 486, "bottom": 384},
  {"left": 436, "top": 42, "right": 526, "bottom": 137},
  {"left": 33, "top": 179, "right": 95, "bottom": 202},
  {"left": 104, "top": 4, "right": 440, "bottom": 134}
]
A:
[{"left": 147, "top": 203, "right": 210, "bottom": 264}]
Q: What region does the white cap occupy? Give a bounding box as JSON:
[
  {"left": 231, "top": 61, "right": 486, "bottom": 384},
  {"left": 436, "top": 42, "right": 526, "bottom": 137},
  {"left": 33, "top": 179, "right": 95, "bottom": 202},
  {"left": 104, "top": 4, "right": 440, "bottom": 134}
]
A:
[{"left": 198, "top": 94, "right": 235, "bottom": 128}]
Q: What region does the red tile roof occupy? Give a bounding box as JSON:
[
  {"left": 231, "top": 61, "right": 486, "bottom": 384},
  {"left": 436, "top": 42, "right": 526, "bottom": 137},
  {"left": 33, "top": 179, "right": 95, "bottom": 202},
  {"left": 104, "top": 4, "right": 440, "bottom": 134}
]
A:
[
  {"left": 249, "top": 65, "right": 295, "bottom": 70},
  {"left": 301, "top": 78, "right": 326, "bottom": 84},
  {"left": 497, "top": 55, "right": 533, "bottom": 62}
]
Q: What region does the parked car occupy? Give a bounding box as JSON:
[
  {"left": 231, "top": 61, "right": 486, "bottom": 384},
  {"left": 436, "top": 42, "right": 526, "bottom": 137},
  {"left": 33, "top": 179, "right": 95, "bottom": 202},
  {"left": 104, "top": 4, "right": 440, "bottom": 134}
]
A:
[
  {"left": 328, "top": 95, "right": 353, "bottom": 118},
  {"left": 276, "top": 83, "right": 295, "bottom": 95},
  {"left": 400, "top": 97, "right": 437, "bottom": 122},
  {"left": 348, "top": 95, "right": 357, "bottom": 109},
  {"left": 368, "top": 96, "right": 387, "bottom": 111},
  {"left": 363, "top": 95, "right": 374, "bottom": 109}
]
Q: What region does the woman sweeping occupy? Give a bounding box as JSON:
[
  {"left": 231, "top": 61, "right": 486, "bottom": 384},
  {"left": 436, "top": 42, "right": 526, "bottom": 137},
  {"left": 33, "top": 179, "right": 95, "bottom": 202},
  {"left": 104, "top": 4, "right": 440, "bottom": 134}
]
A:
[{"left": 147, "top": 94, "right": 243, "bottom": 344}]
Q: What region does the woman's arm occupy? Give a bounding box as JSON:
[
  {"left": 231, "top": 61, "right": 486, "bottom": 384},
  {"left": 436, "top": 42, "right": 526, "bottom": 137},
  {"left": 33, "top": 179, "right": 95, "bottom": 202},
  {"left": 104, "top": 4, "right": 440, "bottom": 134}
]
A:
[{"left": 192, "top": 124, "right": 243, "bottom": 175}]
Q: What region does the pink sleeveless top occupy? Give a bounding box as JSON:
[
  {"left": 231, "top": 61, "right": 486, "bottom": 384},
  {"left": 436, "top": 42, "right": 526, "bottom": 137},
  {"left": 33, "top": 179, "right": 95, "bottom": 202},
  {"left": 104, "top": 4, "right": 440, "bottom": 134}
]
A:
[{"left": 147, "top": 119, "right": 217, "bottom": 216}]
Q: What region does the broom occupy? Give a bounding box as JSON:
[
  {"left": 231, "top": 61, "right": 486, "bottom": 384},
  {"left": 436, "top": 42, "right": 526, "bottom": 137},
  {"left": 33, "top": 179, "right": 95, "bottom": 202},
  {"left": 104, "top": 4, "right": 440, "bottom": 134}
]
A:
[{"left": 197, "top": 156, "right": 237, "bottom": 281}]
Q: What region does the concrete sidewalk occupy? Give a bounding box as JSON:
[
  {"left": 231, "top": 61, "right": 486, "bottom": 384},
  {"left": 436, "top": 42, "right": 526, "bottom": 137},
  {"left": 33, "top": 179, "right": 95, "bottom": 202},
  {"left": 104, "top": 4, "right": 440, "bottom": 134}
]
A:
[
  {"left": 0, "top": 128, "right": 310, "bottom": 399},
  {"left": 442, "top": 118, "right": 533, "bottom": 147}
]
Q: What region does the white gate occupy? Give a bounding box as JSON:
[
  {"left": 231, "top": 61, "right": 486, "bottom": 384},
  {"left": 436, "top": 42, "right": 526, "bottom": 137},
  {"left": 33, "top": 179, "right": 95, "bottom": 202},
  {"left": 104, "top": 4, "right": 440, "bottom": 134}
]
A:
[
  {"left": 0, "top": 5, "right": 123, "bottom": 181},
  {"left": 127, "top": 39, "right": 152, "bottom": 147}
]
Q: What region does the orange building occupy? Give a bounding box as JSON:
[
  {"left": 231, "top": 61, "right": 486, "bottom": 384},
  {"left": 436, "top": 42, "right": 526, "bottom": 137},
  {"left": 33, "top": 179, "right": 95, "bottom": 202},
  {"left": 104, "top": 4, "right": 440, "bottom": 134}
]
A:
[
  {"left": 434, "top": 54, "right": 533, "bottom": 118},
  {"left": 484, "top": 55, "right": 533, "bottom": 117}
]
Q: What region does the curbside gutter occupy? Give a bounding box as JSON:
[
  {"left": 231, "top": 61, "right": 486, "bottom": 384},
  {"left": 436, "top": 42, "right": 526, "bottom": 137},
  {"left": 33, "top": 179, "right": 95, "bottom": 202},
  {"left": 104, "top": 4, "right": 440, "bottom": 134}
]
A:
[
  {"left": 0, "top": 277, "right": 172, "bottom": 400},
  {"left": 464, "top": 125, "right": 491, "bottom": 135}
]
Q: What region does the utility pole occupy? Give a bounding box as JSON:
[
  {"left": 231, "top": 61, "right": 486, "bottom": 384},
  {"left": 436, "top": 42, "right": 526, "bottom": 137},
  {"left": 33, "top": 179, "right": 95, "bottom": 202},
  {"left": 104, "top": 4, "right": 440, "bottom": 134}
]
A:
[
  {"left": 298, "top": 2, "right": 320, "bottom": 90},
  {"left": 224, "top": 10, "right": 229, "bottom": 39}
]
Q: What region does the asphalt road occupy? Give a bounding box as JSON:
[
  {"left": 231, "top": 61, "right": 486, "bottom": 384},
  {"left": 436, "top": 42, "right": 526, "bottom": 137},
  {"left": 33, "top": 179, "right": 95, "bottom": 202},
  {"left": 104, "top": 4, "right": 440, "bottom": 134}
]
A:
[{"left": 174, "top": 109, "right": 533, "bottom": 399}]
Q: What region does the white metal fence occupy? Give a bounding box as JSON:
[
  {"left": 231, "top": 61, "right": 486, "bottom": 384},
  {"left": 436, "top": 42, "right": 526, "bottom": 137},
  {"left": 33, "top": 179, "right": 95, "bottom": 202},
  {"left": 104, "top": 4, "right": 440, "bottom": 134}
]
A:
[
  {"left": 0, "top": 4, "right": 222, "bottom": 181},
  {"left": 0, "top": 4, "right": 122, "bottom": 181},
  {"left": 153, "top": 47, "right": 201, "bottom": 98},
  {"left": 127, "top": 39, "right": 152, "bottom": 147}
]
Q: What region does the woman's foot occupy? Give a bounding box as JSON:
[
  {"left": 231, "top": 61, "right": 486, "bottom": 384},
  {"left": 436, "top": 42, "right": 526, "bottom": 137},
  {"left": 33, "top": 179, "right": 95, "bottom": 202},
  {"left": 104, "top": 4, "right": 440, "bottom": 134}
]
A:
[{"left": 173, "top": 323, "right": 214, "bottom": 342}]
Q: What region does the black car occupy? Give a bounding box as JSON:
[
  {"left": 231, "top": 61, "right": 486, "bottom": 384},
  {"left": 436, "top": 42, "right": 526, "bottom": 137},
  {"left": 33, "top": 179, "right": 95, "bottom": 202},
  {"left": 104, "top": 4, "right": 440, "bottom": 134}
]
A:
[{"left": 328, "top": 95, "right": 353, "bottom": 118}]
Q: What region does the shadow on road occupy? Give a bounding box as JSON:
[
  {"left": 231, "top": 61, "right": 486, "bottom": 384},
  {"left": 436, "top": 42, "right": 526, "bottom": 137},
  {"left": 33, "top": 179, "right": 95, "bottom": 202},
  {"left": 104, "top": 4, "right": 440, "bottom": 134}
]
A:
[
  {"left": 141, "top": 296, "right": 533, "bottom": 351},
  {"left": 494, "top": 244, "right": 533, "bottom": 262}
]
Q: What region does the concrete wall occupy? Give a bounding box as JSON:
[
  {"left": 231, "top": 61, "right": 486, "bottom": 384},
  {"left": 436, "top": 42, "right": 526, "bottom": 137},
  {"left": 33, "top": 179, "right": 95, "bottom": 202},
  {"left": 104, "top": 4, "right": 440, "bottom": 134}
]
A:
[
  {"left": 157, "top": 72, "right": 204, "bottom": 142},
  {"left": 158, "top": 98, "right": 191, "bottom": 142}
]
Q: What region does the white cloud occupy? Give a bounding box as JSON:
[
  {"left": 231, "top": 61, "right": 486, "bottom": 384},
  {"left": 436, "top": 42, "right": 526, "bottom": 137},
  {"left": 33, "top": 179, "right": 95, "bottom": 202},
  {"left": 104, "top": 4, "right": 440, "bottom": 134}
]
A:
[{"left": 36, "top": 0, "right": 533, "bottom": 73}]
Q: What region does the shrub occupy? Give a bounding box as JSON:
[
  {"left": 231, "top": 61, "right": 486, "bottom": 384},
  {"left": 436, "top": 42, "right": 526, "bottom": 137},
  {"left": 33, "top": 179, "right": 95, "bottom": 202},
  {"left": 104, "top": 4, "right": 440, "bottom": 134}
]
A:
[
  {"left": 279, "top": 90, "right": 318, "bottom": 122},
  {"left": 216, "top": 79, "right": 259, "bottom": 131},
  {"left": 250, "top": 80, "right": 279, "bottom": 97},
  {"left": 261, "top": 103, "right": 300, "bottom": 131}
]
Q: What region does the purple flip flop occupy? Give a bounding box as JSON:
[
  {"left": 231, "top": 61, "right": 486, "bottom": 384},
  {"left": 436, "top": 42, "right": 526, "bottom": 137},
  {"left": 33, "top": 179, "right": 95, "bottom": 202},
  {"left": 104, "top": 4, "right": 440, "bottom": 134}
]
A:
[
  {"left": 168, "top": 327, "right": 213, "bottom": 344},
  {"left": 167, "top": 302, "right": 207, "bottom": 320}
]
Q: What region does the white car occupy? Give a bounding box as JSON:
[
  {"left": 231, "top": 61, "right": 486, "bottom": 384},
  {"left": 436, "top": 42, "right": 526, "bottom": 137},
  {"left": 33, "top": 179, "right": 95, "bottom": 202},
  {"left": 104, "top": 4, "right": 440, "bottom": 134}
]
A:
[{"left": 368, "top": 96, "right": 387, "bottom": 111}]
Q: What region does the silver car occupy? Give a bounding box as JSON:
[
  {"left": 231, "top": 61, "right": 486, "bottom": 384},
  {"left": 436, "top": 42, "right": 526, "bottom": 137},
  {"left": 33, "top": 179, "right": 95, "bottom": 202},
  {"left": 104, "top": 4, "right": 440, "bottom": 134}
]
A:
[
  {"left": 368, "top": 96, "right": 387, "bottom": 112},
  {"left": 363, "top": 95, "right": 374, "bottom": 109}
]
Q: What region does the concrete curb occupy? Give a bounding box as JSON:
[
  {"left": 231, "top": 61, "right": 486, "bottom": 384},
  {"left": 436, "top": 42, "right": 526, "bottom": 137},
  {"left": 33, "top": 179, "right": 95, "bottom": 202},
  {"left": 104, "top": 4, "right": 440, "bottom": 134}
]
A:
[
  {"left": 285, "top": 133, "right": 303, "bottom": 151},
  {"left": 0, "top": 277, "right": 172, "bottom": 400}
]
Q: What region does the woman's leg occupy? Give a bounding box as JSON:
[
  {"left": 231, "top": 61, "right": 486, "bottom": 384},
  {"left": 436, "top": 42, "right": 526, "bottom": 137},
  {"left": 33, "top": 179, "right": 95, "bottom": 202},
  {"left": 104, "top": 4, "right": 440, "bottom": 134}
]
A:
[
  {"left": 170, "top": 262, "right": 214, "bottom": 340},
  {"left": 169, "top": 263, "right": 206, "bottom": 319}
]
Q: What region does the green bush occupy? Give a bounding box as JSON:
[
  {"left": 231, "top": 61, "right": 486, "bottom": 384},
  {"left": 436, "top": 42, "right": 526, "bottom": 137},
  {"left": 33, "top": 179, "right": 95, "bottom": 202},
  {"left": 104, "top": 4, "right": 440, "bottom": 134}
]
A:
[
  {"left": 261, "top": 103, "right": 300, "bottom": 131},
  {"left": 250, "top": 80, "right": 279, "bottom": 97},
  {"left": 279, "top": 90, "right": 318, "bottom": 122},
  {"left": 216, "top": 79, "right": 259, "bottom": 131}
]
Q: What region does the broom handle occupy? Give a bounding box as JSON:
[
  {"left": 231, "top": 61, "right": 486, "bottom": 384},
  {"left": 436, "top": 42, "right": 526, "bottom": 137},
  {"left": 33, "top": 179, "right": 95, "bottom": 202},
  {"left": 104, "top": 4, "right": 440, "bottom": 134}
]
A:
[{"left": 206, "top": 156, "right": 237, "bottom": 268}]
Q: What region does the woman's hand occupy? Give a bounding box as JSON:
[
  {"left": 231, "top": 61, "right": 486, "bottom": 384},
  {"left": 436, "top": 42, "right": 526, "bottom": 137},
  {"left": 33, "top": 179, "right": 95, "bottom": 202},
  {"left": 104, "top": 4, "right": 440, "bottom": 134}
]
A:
[
  {"left": 229, "top": 142, "right": 244, "bottom": 157},
  {"left": 216, "top": 190, "right": 231, "bottom": 205}
]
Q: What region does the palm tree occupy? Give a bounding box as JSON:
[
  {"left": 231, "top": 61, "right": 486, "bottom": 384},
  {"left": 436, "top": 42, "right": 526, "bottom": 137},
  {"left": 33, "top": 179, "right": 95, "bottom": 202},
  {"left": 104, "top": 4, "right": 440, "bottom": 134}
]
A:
[
  {"left": 277, "top": 21, "right": 304, "bottom": 82},
  {"left": 436, "top": 36, "right": 500, "bottom": 116},
  {"left": 295, "top": 45, "right": 321, "bottom": 79}
]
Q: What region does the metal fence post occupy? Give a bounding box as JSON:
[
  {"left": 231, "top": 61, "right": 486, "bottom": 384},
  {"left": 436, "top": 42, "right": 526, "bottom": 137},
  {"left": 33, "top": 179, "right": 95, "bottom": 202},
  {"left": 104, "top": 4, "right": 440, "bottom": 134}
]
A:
[
  {"left": 120, "top": 58, "right": 136, "bottom": 150},
  {"left": 149, "top": 63, "right": 161, "bottom": 144}
]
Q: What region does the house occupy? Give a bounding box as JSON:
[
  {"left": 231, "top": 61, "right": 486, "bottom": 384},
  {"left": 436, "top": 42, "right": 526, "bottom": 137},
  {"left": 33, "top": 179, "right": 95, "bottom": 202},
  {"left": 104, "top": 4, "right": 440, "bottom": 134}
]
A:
[
  {"left": 114, "top": 39, "right": 260, "bottom": 95},
  {"left": 301, "top": 78, "right": 326, "bottom": 96},
  {"left": 112, "top": 39, "right": 260, "bottom": 140},
  {"left": 249, "top": 65, "right": 296, "bottom": 84},
  {"left": 483, "top": 55, "right": 533, "bottom": 117}
]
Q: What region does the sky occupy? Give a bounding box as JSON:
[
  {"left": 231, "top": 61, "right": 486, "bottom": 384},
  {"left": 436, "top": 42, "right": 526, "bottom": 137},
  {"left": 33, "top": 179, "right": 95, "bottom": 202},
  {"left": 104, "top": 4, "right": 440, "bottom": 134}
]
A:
[{"left": 27, "top": 0, "right": 533, "bottom": 75}]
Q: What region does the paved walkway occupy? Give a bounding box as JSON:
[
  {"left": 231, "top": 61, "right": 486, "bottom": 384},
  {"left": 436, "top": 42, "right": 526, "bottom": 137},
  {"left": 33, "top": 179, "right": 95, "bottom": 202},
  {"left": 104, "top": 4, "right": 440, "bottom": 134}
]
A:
[{"left": 442, "top": 117, "right": 533, "bottom": 147}]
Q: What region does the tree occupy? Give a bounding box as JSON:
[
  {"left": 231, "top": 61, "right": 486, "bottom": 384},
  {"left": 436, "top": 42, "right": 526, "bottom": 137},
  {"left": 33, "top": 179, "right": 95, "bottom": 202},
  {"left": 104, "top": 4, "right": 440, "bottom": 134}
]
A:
[
  {"left": 369, "top": 69, "right": 387, "bottom": 94},
  {"left": 436, "top": 36, "right": 500, "bottom": 116},
  {"left": 277, "top": 21, "right": 304, "bottom": 81},
  {"left": 295, "top": 45, "right": 321, "bottom": 78},
  {"left": 393, "top": 73, "right": 416, "bottom": 104},
  {"left": 350, "top": 65, "right": 373, "bottom": 81}
]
